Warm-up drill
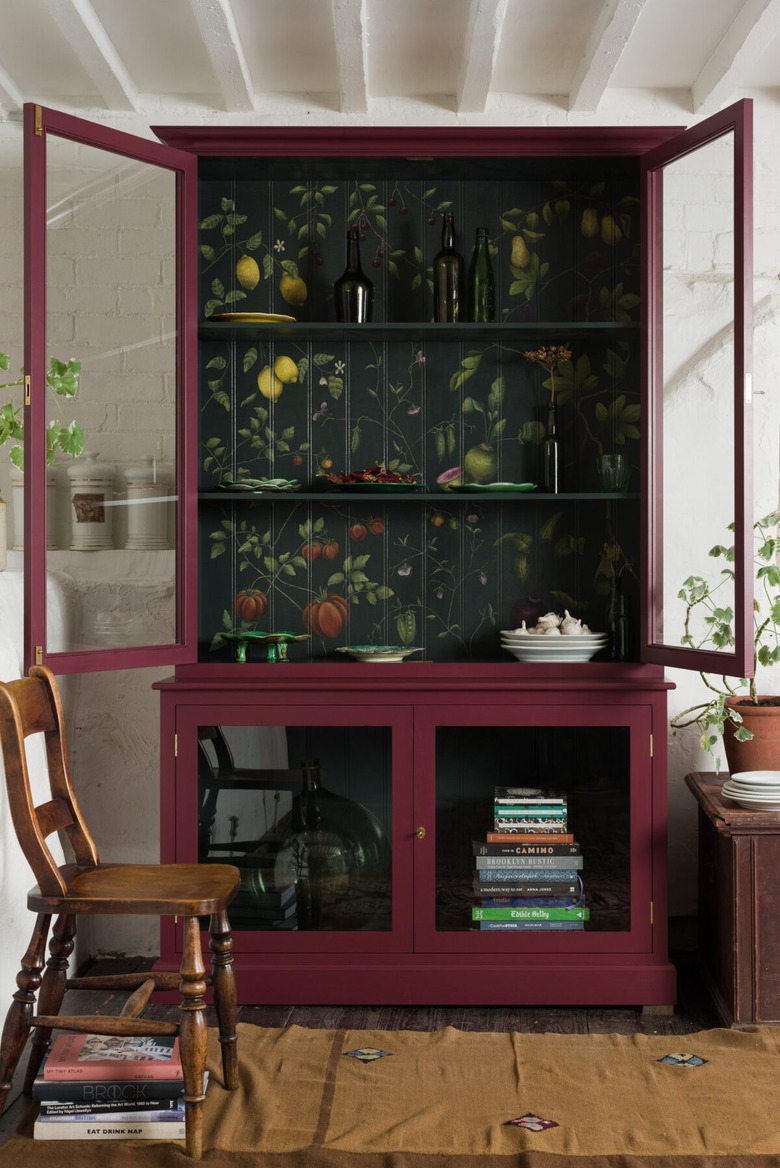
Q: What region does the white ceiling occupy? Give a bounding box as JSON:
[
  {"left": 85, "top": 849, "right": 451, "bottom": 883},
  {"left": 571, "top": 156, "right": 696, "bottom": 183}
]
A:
[{"left": 0, "top": 0, "right": 779, "bottom": 122}]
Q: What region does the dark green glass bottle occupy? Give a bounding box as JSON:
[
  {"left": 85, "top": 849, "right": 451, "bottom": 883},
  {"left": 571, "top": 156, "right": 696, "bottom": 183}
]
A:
[
  {"left": 433, "top": 211, "right": 463, "bottom": 322},
  {"left": 334, "top": 226, "right": 374, "bottom": 323},
  {"left": 543, "top": 401, "right": 560, "bottom": 493},
  {"left": 466, "top": 228, "right": 495, "bottom": 322}
]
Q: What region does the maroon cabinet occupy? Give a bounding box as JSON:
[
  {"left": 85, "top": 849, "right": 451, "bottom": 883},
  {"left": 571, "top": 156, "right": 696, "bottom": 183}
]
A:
[{"left": 23, "top": 104, "right": 756, "bottom": 1007}]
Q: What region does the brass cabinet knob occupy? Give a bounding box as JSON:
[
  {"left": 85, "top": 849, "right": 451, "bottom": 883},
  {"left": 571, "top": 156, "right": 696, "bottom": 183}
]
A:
[{"left": 416, "top": 825, "right": 426, "bottom": 839}]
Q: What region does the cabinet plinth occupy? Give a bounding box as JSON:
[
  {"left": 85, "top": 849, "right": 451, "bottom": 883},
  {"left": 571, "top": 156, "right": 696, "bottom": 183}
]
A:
[{"left": 685, "top": 771, "right": 780, "bottom": 1027}]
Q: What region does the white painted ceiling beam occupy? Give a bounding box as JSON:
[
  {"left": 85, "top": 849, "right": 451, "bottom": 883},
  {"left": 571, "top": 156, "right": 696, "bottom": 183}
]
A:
[
  {"left": 569, "top": 0, "right": 649, "bottom": 112},
  {"left": 189, "top": 0, "right": 255, "bottom": 113},
  {"left": 457, "top": 0, "right": 509, "bottom": 114},
  {"left": 331, "top": 0, "right": 369, "bottom": 114},
  {"left": 692, "top": 0, "right": 780, "bottom": 114},
  {"left": 0, "top": 63, "right": 24, "bottom": 118},
  {"left": 43, "top": 0, "right": 138, "bottom": 111}
]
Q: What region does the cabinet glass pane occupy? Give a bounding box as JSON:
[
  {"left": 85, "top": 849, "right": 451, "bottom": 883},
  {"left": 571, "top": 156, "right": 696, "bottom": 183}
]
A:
[
  {"left": 198, "top": 723, "right": 392, "bottom": 931},
  {"left": 653, "top": 132, "right": 735, "bottom": 651},
  {"left": 435, "top": 726, "right": 630, "bottom": 933},
  {"left": 44, "top": 135, "right": 177, "bottom": 653}
]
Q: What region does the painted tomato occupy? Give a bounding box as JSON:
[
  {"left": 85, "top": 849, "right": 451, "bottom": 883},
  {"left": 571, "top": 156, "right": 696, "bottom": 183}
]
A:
[
  {"left": 322, "top": 540, "right": 340, "bottom": 560},
  {"left": 369, "top": 518, "right": 385, "bottom": 535},
  {"left": 303, "top": 593, "right": 349, "bottom": 638},
  {"left": 302, "top": 541, "right": 321, "bottom": 562},
  {"left": 234, "top": 589, "right": 268, "bottom": 622},
  {"left": 350, "top": 523, "right": 367, "bottom": 541}
]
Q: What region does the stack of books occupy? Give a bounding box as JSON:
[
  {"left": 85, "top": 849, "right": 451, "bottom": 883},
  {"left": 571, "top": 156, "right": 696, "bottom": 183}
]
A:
[
  {"left": 471, "top": 786, "right": 588, "bottom": 931},
  {"left": 33, "top": 1033, "right": 189, "bottom": 1142}
]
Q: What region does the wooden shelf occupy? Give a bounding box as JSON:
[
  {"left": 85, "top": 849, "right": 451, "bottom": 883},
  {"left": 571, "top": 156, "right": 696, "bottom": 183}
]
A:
[
  {"left": 199, "top": 490, "right": 640, "bottom": 503},
  {"left": 199, "top": 321, "right": 640, "bottom": 343}
]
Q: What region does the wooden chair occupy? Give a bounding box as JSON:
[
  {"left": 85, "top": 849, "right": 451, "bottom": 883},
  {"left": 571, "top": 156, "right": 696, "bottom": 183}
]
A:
[{"left": 0, "top": 666, "right": 241, "bottom": 1159}]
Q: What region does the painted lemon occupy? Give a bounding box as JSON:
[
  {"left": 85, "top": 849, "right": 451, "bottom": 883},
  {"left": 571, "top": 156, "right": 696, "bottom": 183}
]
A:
[
  {"left": 510, "top": 234, "right": 530, "bottom": 269},
  {"left": 580, "top": 208, "right": 599, "bottom": 238},
  {"left": 258, "top": 365, "right": 283, "bottom": 401},
  {"left": 236, "top": 254, "right": 260, "bottom": 290},
  {"left": 600, "top": 215, "right": 622, "bottom": 245},
  {"left": 274, "top": 355, "right": 299, "bottom": 384},
  {"left": 279, "top": 273, "right": 308, "bottom": 306}
]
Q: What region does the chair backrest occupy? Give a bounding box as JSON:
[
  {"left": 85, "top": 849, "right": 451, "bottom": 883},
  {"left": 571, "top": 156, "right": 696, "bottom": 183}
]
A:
[{"left": 0, "top": 665, "right": 99, "bottom": 896}]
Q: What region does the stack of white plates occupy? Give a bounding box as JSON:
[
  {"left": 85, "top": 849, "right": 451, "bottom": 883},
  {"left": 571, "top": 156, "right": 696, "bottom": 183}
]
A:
[
  {"left": 500, "top": 630, "right": 607, "bottom": 663},
  {"left": 721, "top": 771, "right": 780, "bottom": 810}
]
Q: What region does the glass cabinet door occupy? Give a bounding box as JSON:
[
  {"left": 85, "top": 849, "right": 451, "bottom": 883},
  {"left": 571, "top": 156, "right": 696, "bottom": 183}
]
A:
[
  {"left": 175, "top": 703, "right": 414, "bottom": 953},
  {"left": 24, "top": 104, "right": 198, "bottom": 672},
  {"left": 641, "top": 99, "right": 753, "bottom": 676},
  {"left": 413, "top": 703, "right": 655, "bottom": 953}
]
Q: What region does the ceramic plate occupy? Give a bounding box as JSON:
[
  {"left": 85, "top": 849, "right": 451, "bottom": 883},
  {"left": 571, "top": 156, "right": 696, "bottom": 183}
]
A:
[
  {"left": 730, "top": 770, "right": 780, "bottom": 785},
  {"left": 503, "top": 644, "right": 602, "bottom": 663},
  {"left": 337, "top": 645, "right": 423, "bottom": 663},
  {"left": 722, "top": 780, "right": 780, "bottom": 795},
  {"left": 336, "top": 482, "right": 423, "bottom": 493},
  {"left": 720, "top": 790, "right": 780, "bottom": 810},
  {"left": 218, "top": 477, "right": 301, "bottom": 492},
  {"left": 209, "top": 312, "right": 296, "bottom": 323},
  {"left": 723, "top": 778, "right": 780, "bottom": 792},
  {"left": 448, "top": 482, "right": 537, "bottom": 493}
]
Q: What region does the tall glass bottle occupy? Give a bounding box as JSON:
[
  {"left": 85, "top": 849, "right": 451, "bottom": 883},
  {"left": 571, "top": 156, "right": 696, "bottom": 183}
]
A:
[
  {"left": 466, "top": 227, "right": 495, "bottom": 322},
  {"left": 543, "top": 401, "right": 560, "bottom": 493},
  {"left": 334, "top": 225, "right": 374, "bottom": 323},
  {"left": 433, "top": 211, "right": 463, "bottom": 322}
]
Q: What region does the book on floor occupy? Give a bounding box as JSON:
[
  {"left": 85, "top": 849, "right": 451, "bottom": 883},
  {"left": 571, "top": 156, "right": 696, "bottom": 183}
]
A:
[
  {"left": 37, "top": 1099, "right": 185, "bottom": 1124},
  {"left": 32, "top": 1116, "right": 186, "bottom": 1140},
  {"left": 39, "top": 1097, "right": 183, "bottom": 1118},
  {"left": 42, "top": 1033, "right": 182, "bottom": 1081}
]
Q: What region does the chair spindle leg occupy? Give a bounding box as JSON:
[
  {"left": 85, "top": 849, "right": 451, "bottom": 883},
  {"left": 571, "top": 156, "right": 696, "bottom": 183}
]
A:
[
  {"left": 209, "top": 910, "right": 238, "bottom": 1091},
  {"left": 179, "top": 915, "right": 208, "bottom": 1160},
  {"left": 24, "top": 913, "right": 77, "bottom": 1092},
  {"left": 0, "top": 914, "right": 51, "bottom": 1117}
]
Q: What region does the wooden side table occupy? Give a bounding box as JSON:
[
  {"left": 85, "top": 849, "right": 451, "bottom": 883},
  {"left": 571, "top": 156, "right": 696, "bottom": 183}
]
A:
[{"left": 685, "top": 772, "right": 780, "bottom": 1027}]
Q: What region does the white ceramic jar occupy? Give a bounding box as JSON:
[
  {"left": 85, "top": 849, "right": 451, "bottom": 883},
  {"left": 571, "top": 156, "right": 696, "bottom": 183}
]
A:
[
  {"left": 123, "top": 457, "right": 169, "bottom": 550},
  {"left": 67, "top": 451, "right": 114, "bottom": 550},
  {"left": 10, "top": 464, "right": 58, "bottom": 550}
]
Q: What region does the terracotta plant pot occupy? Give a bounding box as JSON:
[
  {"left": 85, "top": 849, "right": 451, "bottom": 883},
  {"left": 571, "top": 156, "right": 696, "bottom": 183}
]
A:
[{"left": 723, "top": 695, "right": 780, "bottom": 774}]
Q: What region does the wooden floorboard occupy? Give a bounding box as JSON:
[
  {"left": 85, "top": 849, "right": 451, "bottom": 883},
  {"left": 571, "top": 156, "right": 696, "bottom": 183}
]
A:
[{"left": 0, "top": 950, "right": 721, "bottom": 1149}]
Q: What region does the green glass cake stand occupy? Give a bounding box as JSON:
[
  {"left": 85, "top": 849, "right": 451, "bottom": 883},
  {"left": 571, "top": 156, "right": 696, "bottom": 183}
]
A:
[{"left": 222, "top": 630, "right": 310, "bottom": 663}]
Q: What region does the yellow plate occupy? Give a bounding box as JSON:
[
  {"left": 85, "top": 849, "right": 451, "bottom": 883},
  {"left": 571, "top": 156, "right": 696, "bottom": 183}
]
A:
[{"left": 209, "top": 312, "right": 296, "bottom": 323}]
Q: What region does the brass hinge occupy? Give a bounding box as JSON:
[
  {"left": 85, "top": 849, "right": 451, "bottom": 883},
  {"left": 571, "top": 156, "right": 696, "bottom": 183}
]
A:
[
  {"left": 24, "top": 375, "right": 31, "bottom": 406},
  {"left": 650, "top": 901, "right": 654, "bottom": 925},
  {"left": 649, "top": 733, "right": 653, "bottom": 758},
  {"left": 174, "top": 733, "right": 178, "bottom": 757},
  {"left": 35, "top": 645, "right": 43, "bottom": 665},
  {"left": 34, "top": 105, "right": 43, "bottom": 136}
]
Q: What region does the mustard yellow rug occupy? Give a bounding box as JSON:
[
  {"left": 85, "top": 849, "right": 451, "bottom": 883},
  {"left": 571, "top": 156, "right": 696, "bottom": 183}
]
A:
[{"left": 3, "top": 1022, "right": 780, "bottom": 1166}]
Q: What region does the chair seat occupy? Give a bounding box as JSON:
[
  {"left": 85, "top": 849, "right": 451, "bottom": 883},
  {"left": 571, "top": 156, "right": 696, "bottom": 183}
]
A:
[{"left": 27, "top": 862, "right": 241, "bottom": 915}]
